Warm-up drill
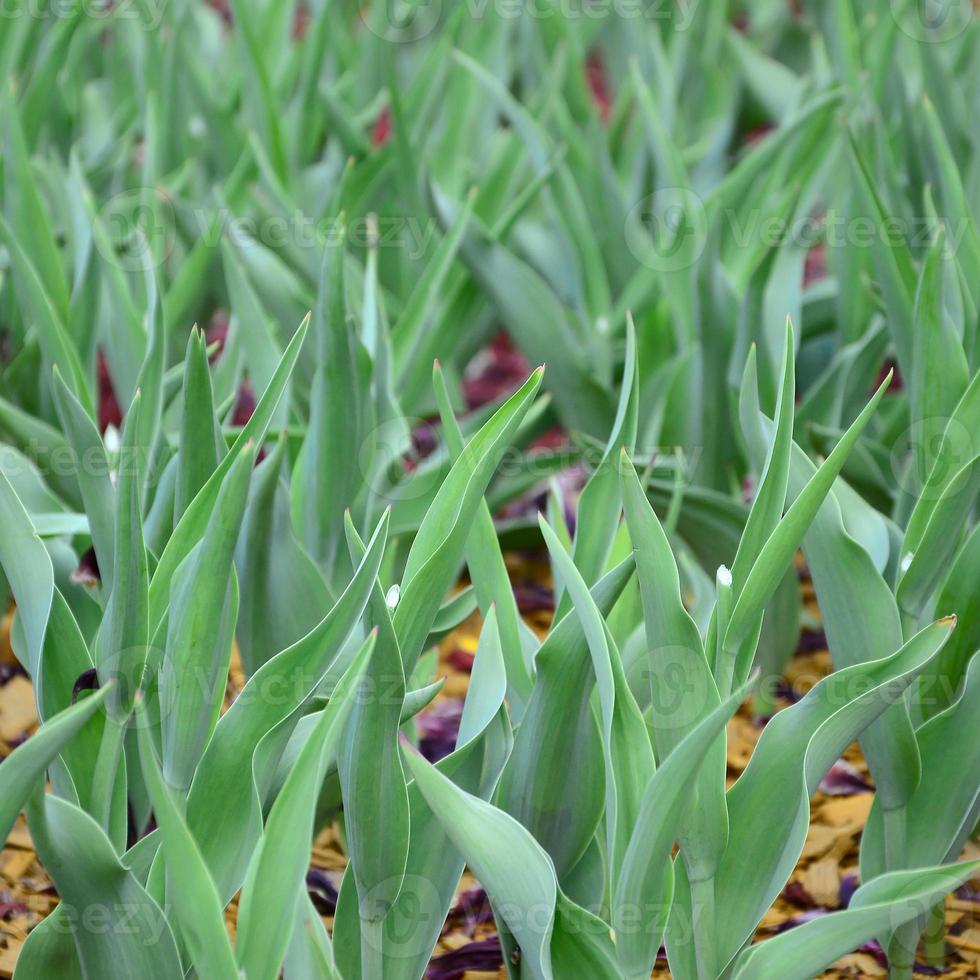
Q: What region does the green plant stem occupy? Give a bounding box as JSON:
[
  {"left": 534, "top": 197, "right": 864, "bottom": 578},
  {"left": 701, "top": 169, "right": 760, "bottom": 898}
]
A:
[
  {"left": 923, "top": 899, "right": 947, "bottom": 967},
  {"left": 690, "top": 875, "right": 717, "bottom": 980},
  {"left": 882, "top": 806, "right": 916, "bottom": 979},
  {"left": 887, "top": 926, "right": 916, "bottom": 980},
  {"left": 716, "top": 649, "right": 736, "bottom": 701},
  {"left": 360, "top": 915, "right": 384, "bottom": 980},
  {"left": 883, "top": 806, "right": 907, "bottom": 870},
  {"left": 90, "top": 713, "right": 127, "bottom": 834}
]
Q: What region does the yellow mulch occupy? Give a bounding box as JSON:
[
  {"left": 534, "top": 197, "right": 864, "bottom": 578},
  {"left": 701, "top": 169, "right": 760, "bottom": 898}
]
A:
[{"left": 1, "top": 560, "right": 978, "bottom": 979}]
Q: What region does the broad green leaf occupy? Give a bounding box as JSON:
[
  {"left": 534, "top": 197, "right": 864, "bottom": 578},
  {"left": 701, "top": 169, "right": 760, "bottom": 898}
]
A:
[
  {"left": 50, "top": 367, "right": 115, "bottom": 589},
  {"left": 393, "top": 367, "right": 543, "bottom": 668},
  {"left": 907, "top": 229, "right": 969, "bottom": 485},
  {"left": 620, "top": 452, "right": 728, "bottom": 880},
  {"left": 293, "top": 225, "right": 367, "bottom": 584},
  {"left": 845, "top": 135, "right": 916, "bottom": 377},
  {"left": 236, "top": 635, "right": 374, "bottom": 980},
  {"left": 863, "top": 653, "right": 980, "bottom": 878},
  {"left": 134, "top": 700, "right": 238, "bottom": 980},
  {"left": 148, "top": 315, "right": 308, "bottom": 631},
  {"left": 235, "top": 434, "right": 329, "bottom": 675},
  {"left": 0, "top": 684, "right": 111, "bottom": 845},
  {"left": 227, "top": 0, "right": 288, "bottom": 181},
  {"left": 897, "top": 450, "right": 980, "bottom": 620},
  {"left": 94, "top": 393, "right": 149, "bottom": 720},
  {"left": 901, "top": 367, "right": 980, "bottom": 558},
  {"left": 160, "top": 442, "right": 254, "bottom": 792},
  {"left": 429, "top": 189, "right": 614, "bottom": 439},
  {"left": 669, "top": 618, "right": 955, "bottom": 976},
  {"left": 0, "top": 213, "right": 90, "bottom": 414},
  {"left": 337, "top": 623, "right": 409, "bottom": 923},
  {"left": 729, "top": 323, "right": 795, "bottom": 600},
  {"left": 25, "top": 792, "right": 182, "bottom": 980},
  {"left": 724, "top": 371, "right": 892, "bottom": 658},
  {"left": 538, "top": 514, "right": 654, "bottom": 899},
  {"left": 405, "top": 746, "right": 614, "bottom": 980},
  {"left": 731, "top": 862, "right": 980, "bottom": 980},
  {"left": 2, "top": 86, "right": 69, "bottom": 319},
  {"left": 0, "top": 470, "right": 54, "bottom": 685},
  {"left": 614, "top": 679, "right": 751, "bottom": 980},
  {"left": 333, "top": 605, "right": 512, "bottom": 980},
  {"left": 185, "top": 509, "right": 389, "bottom": 900},
  {"left": 220, "top": 239, "right": 284, "bottom": 424},
  {"left": 496, "top": 555, "right": 635, "bottom": 878},
  {"left": 431, "top": 359, "right": 532, "bottom": 711},
  {"left": 741, "top": 362, "right": 919, "bottom": 812},
  {"left": 915, "top": 523, "right": 980, "bottom": 720},
  {"left": 174, "top": 327, "right": 222, "bottom": 522},
  {"left": 553, "top": 314, "right": 638, "bottom": 622}
]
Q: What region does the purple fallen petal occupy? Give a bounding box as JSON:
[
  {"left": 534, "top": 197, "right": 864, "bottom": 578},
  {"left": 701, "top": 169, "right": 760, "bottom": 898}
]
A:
[
  {"left": 797, "top": 628, "right": 828, "bottom": 653},
  {"left": 774, "top": 909, "right": 828, "bottom": 933},
  {"left": 306, "top": 867, "right": 339, "bottom": 916},
  {"left": 819, "top": 759, "right": 873, "bottom": 796},
  {"left": 71, "top": 668, "right": 100, "bottom": 703},
  {"left": 70, "top": 546, "right": 101, "bottom": 586},
  {"left": 0, "top": 900, "right": 28, "bottom": 918},
  {"left": 425, "top": 937, "right": 503, "bottom": 980},
  {"left": 513, "top": 580, "right": 554, "bottom": 613},
  {"left": 447, "top": 888, "right": 494, "bottom": 933},
  {"left": 774, "top": 679, "right": 803, "bottom": 705},
  {"left": 417, "top": 700, "right": 464, "bottom": 763},
  {"left": 839, "top": 874, "right": 859, "bottom": 908},
  {"left": 0, "top": 661, "right": 26, "bottom": 687},
  {"left": 783, "top": 881, "right": 813, "bottom": 907},
  {"left": 857, "top": 939, "right": 888, "bottom": 967}
]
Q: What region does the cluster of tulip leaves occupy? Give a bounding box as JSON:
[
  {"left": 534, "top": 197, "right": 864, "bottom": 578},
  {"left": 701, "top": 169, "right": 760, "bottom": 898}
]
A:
[{"left": 2, "top": 2, "right": 980, "bottom": 979}]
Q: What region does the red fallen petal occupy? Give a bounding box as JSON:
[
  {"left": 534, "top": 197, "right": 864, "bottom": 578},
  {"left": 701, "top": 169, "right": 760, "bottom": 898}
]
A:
[
  {"left": 206, "top": 309, "right": 230, "bottom": 363},
  {"left": 292, "top": 4, "right": 310, "bottom": 40},
  {"left": 232, "top": 379, "right": 256, "bottom": 427},
  {"left": 803, "top": 242, "right": 827, "bottom": 286},
  {"left": 874, "top": 357, "right": 903, "bottom": 393},
  {"left": 208, "top": 0, "right": 231, "bottom": 25},
  {"left": 463, "top": 332, "right": 532, "bottom": 410},
  {"left": 97, "top": 349, "right": 123, "bottom": 434},
  {"left": 529, "top": 426, "right": 568, "bottom": 451},
  {"left": 585, "top": 50, "right": 612, "bottom": 123},
  {"left": 743, "top": 124, "right": 775, "bottom": 147},
  {"left": 447, "top": 648, "right": 475, "bottom": 673},
  {"left": 372, "top": 106, "right": 391, "bottom": 148}
]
